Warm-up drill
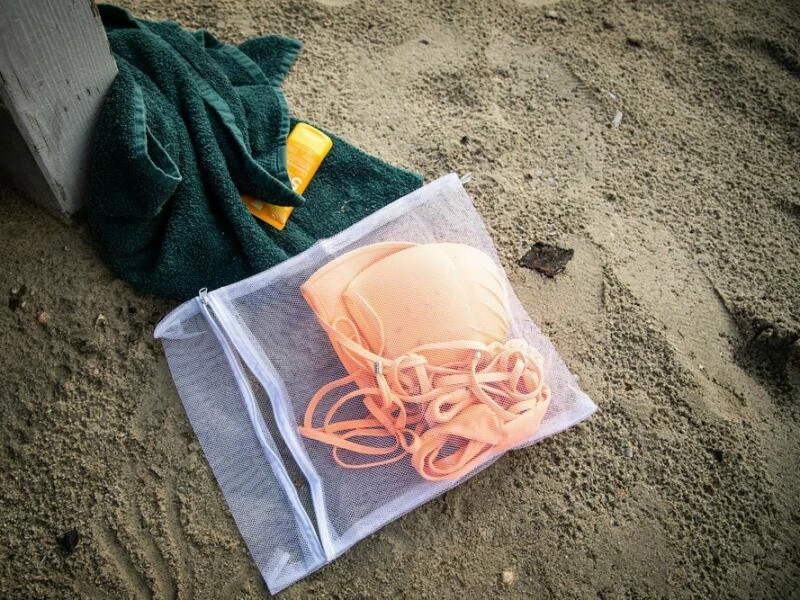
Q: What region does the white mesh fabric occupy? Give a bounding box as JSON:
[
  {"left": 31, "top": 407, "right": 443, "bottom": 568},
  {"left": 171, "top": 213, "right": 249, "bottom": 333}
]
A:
[
  {"left": 157, "top": 311, "right": 326, "bottom": 592},
  {"left": 155, "top": 173, "right": 597, "bottom": 593}
]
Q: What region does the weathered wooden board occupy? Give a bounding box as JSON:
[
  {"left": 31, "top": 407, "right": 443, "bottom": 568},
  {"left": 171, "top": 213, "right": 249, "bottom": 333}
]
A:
[{"left": 0, "top": 0, "right": 117, "bottom": 217}]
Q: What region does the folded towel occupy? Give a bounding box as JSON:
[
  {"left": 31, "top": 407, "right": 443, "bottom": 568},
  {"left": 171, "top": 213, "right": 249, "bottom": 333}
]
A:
[{"left": 89, "top": 5, "right": 422, "bottom": 301}]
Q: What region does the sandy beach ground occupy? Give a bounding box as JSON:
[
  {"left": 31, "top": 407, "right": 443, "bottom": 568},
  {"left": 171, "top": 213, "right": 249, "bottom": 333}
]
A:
[{"left": 2, "top": 0, "right": 799, "bottom": 597}]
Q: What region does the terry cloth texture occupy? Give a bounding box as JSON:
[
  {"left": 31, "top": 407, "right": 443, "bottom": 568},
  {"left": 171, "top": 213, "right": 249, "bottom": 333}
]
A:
[{"left": 89, "top": 5, "right": 423, "bottom": 301}]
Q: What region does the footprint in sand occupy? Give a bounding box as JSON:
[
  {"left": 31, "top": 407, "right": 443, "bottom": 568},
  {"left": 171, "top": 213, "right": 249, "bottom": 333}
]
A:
[
  {"left": 90, "top": 462, "right": 252, "bottom": 599},
  {"left": 93, "top": 465, "right": 182, "bottom": 599},
  {"left": 737, "top": 34, "right": 800, "bottom": 79}
]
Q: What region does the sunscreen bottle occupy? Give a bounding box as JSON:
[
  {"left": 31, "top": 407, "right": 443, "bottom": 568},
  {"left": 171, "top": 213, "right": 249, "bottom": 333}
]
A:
[{"left": 242, "top": 123, "right": 333, "bottom": 230}]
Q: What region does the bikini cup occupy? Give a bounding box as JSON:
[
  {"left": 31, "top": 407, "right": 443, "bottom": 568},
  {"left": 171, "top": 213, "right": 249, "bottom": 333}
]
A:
[
  {"left": 301, "top": 242, "right": 414, "bottom": 389},
  {"left": 342, "top": 243, "right": 511, "bottom": 364},
  {"left": 299, "top": 242, "right": 551, "bottom": 481}
]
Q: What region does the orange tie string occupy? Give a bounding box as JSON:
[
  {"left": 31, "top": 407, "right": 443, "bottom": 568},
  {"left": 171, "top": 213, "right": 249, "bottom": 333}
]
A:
[{"left": 298, "top": 318, "right": 551, "bottom": 481}]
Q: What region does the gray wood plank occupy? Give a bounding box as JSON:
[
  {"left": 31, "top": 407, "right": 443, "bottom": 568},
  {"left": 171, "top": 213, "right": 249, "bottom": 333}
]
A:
[
  {"left": 0, "top": 104, "right": 58, "bottom": 212},
  {"left": 0, "top": 0, "right": 117, "bottom": 217}
]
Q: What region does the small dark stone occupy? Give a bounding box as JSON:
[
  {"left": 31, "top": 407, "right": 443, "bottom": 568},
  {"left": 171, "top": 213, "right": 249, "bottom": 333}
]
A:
[
  {"left": 57, "top": 529, "right": 80, "bottom": 554},
  {"left": 519, "top": 243, "right": 574, "bottom": 277},
  {"left": 8, "top": 285, "right": 28, "bottom": 311},
  {"left": 419, "top": 38, "right": 430, "bottom": 45},
  {"left": 460, "top": 135, "right": 470, "bottom": 145},
  {"left": 626, "top": 36, "right": 643, "bottom": 48},
  {"left": 711, "top": 449, "right": 725, "bottom": 464}
]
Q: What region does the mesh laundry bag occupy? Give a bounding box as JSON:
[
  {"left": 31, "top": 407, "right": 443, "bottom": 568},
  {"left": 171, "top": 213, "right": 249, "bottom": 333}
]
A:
[{"left": 155, "top": 174, "right": 597, "bottom": 593}]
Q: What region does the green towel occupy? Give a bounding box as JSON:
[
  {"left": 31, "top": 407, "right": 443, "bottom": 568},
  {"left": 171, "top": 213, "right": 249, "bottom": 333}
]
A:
[{"left": 89, "top": 5, "right": 422, "bottom": 301}]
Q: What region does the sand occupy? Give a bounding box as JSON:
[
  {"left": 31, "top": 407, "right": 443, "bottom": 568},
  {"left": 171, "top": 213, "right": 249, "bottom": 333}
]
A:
[{"left": 2, "top": 0, "right": 799, "bottom": 597}]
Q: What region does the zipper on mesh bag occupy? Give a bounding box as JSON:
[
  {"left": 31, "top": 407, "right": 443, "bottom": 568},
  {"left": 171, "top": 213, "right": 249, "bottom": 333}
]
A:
[
  {"left": 197, "top": 288, "right": 338, "bottom": 560},
  {"left": 197, "top": 288, "right": 326, "bottom": 565}
]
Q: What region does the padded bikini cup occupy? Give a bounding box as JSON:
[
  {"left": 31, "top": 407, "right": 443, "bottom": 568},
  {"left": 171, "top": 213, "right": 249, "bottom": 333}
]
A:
[
  {"left": 342, "top": 243, "right": 511, "bottom": 363},
  {"left": 300, "top": 242, "right": 415, "bottom": 376}
]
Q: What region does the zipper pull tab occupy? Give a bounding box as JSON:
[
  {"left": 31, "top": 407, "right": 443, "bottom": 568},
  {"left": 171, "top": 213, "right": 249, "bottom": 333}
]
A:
[{"left": 198, "top": 287, "right": 209, "bottom": 305}]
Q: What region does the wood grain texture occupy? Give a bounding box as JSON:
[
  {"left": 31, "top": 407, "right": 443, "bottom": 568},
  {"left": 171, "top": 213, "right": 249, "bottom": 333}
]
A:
[
  {"left": 0, "top": 105, "right": 56, "bottom": 210},
  {"left": 0, "top": 0, "right": 117, "bottom": 216}
]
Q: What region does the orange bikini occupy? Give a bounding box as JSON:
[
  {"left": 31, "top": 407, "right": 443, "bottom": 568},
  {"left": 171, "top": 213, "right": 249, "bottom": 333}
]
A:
[{"left": 298, "top": 242, "right": 551, "bottom": 480}]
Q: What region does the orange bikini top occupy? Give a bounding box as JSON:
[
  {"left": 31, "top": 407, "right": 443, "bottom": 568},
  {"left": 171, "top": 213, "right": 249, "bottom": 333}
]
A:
[{"left": 298, "top": 242, "right": 551, "bottom": 481}]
